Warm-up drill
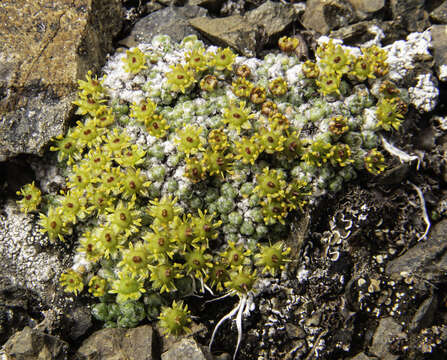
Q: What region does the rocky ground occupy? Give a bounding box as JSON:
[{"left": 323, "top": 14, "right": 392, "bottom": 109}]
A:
[{"left": 1, "top": 0, "right": 447, "bottom": 359}]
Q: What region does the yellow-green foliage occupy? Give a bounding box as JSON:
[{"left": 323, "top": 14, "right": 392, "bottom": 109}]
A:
[
  {"left": 278, "top": 36, "right": 299, "bottom": 53},
  {"left": 122, "top": 48, "right": 148, "bottom": 74},
  {"left": 165, "top": 64, "right": 196, "bottom": 93},
  {"left": 158, "top": 300, "right": 192, "bottom": 336},
  {"left": 174, "top": 124, "right": 205, "bottom": 155},
  {"left": 313, "top": 40, "right": 390, "bottom": 97},
  {"left": 16, "top": 182, "right": 41, "bottom": 214},
  {"left": 364, "top": 148, "right": 387, "bottom": 175},
  {"left": 376, "top": 98, "right": 404, "bottom": 131},
  {"left": 222, "top": 101, "right": 255, "bottom": 133},
  {"left": 39, "top": 207, "right": 67, "bottom": 242},
  {"left": 88, "top": 275, "right": 108, "bottom": 297},
  {"left": 210, "top": 47, "right": 236, "bottom": 71},
  {"left": 224, "top": 267, "right": 257, "bottom": 295},
  {"left": 254, "top": 241, "right": 291, "bottom": 275},
  {"left": 60, "top": 269, "right": 84, "bottom": 295},
  {"left": 110, "top": 271, "right": 146, "bottom": 303},
  {"left": 269, "top": 77, "right": 288, "bottom": 97},
  {"left": 232, "top": 76, "right": 254, "bottom": 98},
  {"left": 26, "top": 33, "right": 404, "bottom": 334}
]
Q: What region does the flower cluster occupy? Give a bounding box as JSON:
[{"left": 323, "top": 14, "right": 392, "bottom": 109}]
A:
[
  {"left": 16, "top": 181, "right": 41, "bottom": 214},
  {"left": 17, "top": 33, "right": 406, "bottom": 339}
]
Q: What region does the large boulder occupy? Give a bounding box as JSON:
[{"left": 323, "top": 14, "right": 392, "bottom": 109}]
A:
[{"left": 0, "top": 0, "right": 123, "bottom": 161}]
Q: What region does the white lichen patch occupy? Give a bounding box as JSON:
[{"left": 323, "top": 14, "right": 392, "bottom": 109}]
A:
[
  {"left": 0, "top": 201, "right": 66, "bottom": 298},
  {"left": 384, "top": 30, "right": 432, "bottom": 83},
  {"left": 408, "top": 73, "right": 439, "bottom": 112},
  {"left": 438, "top": 64, "right": 447, "bottom": 82}
]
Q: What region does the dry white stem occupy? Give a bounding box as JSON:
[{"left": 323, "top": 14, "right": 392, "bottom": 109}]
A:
[
  {"left": 209, "top": 294, "right": 249, "bottom": 360},
  {"left": 234, "top": 295, "right": 247, "bottom": 360},
  {"left": 381, "top": 136, "right": 421, "bottom": 170},
  {"left": 409, "top": 181, "right": 431, "bottom": 241}
]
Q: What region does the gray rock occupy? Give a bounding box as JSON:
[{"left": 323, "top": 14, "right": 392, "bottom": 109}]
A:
[
  {"left": 430, "top": 1, "right": 447, "bottom": 24},
  {"left": 349, "top": 352, "right": 376, "bottom": 360},
  {"left": 245, "top": 1, "right": 297, "bottom": 41},
  {"left": 161, "top": 338, "right": 209, "bottom": 360},
  {"left": 370, "top": 317, "right": 405, "bottom": 360},
  {"left": 390, "top": 0, "right": 424, "bottom": 17},
  {"left": 390, "top": 0, "right": 430, "bottom": 33},
  {"left": 155, "top": 321, "right": 207, "bottom": 354},
  {"left": 126, "top": 5, "right": 208, "bottom": 45},
  {"left": 76, "top": 325, "right": 155, "bottom": 360},
  {"left": 431, "top": 25, "right": 447, "bottom": 82},
  {"left": 77, "top": 328, "right": 127, "bottom": 359},
  {"left": 214, "top": 353, "right": 232, "bottom": 360},
  {"left": 305, "top": 311, "right": 322, "bottom": 327},
  {"left": 378, "top": 164, "right": 410, "bottom": 186},
  {"left": 293, "top": 2, "right": 307, "bottom": 17},
  {"left": 416, "top": 126, "right": 437, "bottom": 151},
  {"left": 144, "top": 1, "right": 164, "bottom": 14},
  {"left": 189, "top": 15, "right": 262, "bottom": 56},
  {"left": 157, "top": 0, "right": 186, "bottom": 6},
  {"left": 3, "top": 326, "right": 68, "bottom": 360},
  {"left": 302, "top": 0, "right": 357, "bottom": 35},
  {"left": 329, "top": 20, "right": 385, "bottom": 44},
  {"left": 385, "top": 218, "right": 447, "bottom": 285},
  {"left": 123, "top": 326, "right": 156, "bottom": 360},
  {"left": 0, "top": 0, "right": 123, "bottom": 161},
  {"left": 409, "top": 295, "right": 438, "bottom": 332},
  {"left": 65, "top": 306, "right": 92, "bottom": 341},
  {"left": 347, "top": 0, "right": 384, "bottom": 20},
  {"left": 285, "top": 323, "right": 306, "bottom": 339}
]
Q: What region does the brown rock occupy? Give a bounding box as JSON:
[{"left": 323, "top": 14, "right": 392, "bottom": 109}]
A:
[
  {"left": 347, "top": 0, "right": 385, "bottom": 20},
  {"left": 390, "top": 0, "right": 430, "bottom": 32},
  {"left": 122, "top": 326, "right": 156, "bottom": 360},
  {"left": 409, "top": 295, "right": 438, "bottom": 332},
  {"left": 370, "top": 317, "right": 405, "bottom": 360},
  {"left": 386, "top": 218, "right": 447, "bottom": 285},
  {"left": 188, "top": 0, "right": 225, "bottom": 12},
  {"left": 77, "top": 328, "right": 126, "bottom": 359},
  {"left": 431, "top": 25, "right": 447, "bottom": 82},
  {"left": 245, "top": 1, "right": 297, "bottom": 41},
  {"left": 330, "top": 20, "right": 383, "bottom": 44},
  {"left": 122, "top": 5, "right": 208, "bottom": 47},
  {"left": 347, "top": 0, "right": 384, "bottom": 13},
  {"left": 349, "top": 353, "right": 376, "bottom": 360},
  {"left": 431, "top": 1, "right": 447, "bottom": 24},
  {"left": 0, "top": 0, "right": 123, "bottom": 161},
  {"left": 77, "top": 325, "right": 155, "bottom": 360},
  {"left": 161, "top": 338, "right": 210, "bottom": 360},
  {"left": 4, "top": 326, "right": 68, "bottom": 360},
  {"left": 64, "top": 306, "right": 92, "bottom": 340},
  {"left": 189, "top": 15, "right": 262, "bottom": 56},
  {"left": 302, "top": 0, "right": 357, "bottom": 35},
  {"left": 155, "top": 321, "right": 207, "bottom": 354}
]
